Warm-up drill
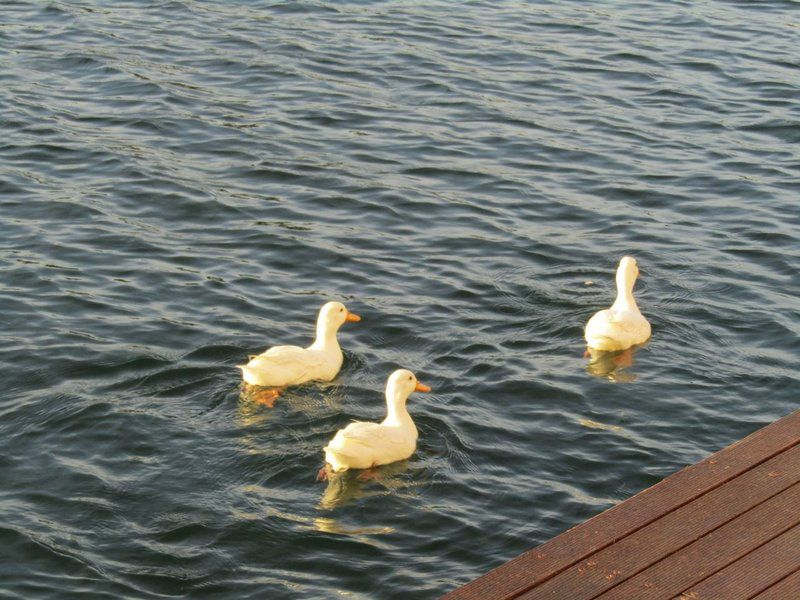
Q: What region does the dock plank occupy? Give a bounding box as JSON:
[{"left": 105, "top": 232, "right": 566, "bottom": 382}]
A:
[
  {"left": 444, "top": 410, "right": 800, "bottom": 600},
  {"left": 751, "top": 569, "right": 800, "bottom": 600},
  {"left": 596, "top": 481, "right": 800, "bottom": 600},
  {"left": 673, "top": 523, "right": 800, "bottom": 600},
  {"left": 518, "top": 447, "right": 800, "bottom": 600}
]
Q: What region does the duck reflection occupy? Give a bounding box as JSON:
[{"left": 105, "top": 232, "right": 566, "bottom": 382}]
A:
[
  {"left": 584, "top": 344, "right": 645, "bottom": 382},
  {"left": 318, "top": 460, "right": 411, "bottom": 511},
  {"left": 236, "top": 385, "right": 279, "bottom": 427},
  {"left": 238, "top": 380, "right": 346, "bottom": 417},
  {"left": 313, "top": 516, "right": 394, "bottom": 537}
]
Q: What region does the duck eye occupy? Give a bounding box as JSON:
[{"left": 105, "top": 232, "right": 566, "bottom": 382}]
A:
[
  {"left": 339, "top": 309, "right": 343, "bottom": 312},
  {"left": 408, "top": 376, "right": 412, "bottom": 381}
]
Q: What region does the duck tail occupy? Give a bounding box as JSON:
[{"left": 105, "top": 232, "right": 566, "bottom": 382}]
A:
[
  {"left": 238, "top": 365, "right": 261, "bottom": 386},
  {"left": 323, "top": 448, "right": 350, "bottom": 473},
  {"left": 323, "top": 445, "right": 358, "bottom": 460}
]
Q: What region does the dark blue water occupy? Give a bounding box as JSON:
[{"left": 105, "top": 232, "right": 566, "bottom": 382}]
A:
[{"left": 1, "top": 1, "right": 798, "bottom": 598}]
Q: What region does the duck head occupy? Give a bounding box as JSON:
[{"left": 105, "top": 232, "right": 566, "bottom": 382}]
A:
[
  {"left": 385, "top": 369, "right": 430, "bottom": 408},
  {"left": 618, "top": 256, "right": 639, "bottom": 283},
  {"left": 614, "top": 256, "right": 640, "bottom": 309},
  {"left": 314, "top": 301, "right": 360, "bottom": 346},
  {"left": 318, "top": 300, "right": 360, "bottom": 329}
]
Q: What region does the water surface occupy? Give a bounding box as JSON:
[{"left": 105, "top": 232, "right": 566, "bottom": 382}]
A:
[{"left": 1, "top": 1, "right": 798, "bottom": 598}]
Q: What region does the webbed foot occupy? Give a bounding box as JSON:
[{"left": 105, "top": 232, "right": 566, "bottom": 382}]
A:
[
  {"left": 253, "top": 388, "right": 281, "bottom": 407},
  {"left": 356, "top": 466, "right": 379, "bottom": 481}
]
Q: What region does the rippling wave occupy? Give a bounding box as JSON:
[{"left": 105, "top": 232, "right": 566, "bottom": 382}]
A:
[{"left": 1, "top": 1, "right": 798, "bottom": 598}]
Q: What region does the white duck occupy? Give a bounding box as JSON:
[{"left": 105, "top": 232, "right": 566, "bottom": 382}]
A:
[
  {"left": 321, "top": 369, "right": 430, "bottom": 476},
  {"left": 584, "top": 256, "right": 651, "bottom": 351},
  {"left": 239, "top": 301, "right": 360, "bottom": 403}
]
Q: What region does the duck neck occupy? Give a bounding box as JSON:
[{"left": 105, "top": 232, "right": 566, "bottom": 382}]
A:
[
  {"left": 612, "top": 269, "right": 638, "bottom": 312},
  {"left": 382, "top": 387, "right": 413, "bottom": 428},
  {"left": 311, "top": 321, "right": 340, "bottom": 352}
]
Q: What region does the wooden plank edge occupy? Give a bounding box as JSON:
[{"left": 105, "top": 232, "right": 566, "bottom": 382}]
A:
[
  {"left": 594, "top": 480, "right": 800, "bottom": 600},
  {"left": 673, "top": 523, "right": 800, "bottom": 599},
  {"left": 442, "top": 410, "right": 800, "bottom": 600},
  {"left": 751, "top": 567, "right": 800, "bottom": 600},
  {"left": 521, "top": 449, "right": 800, "bottom": 600}
]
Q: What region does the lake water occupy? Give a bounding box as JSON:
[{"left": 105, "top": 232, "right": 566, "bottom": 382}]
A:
[{"left": 1, "top": 1, "right": 798, "bottom": 598}]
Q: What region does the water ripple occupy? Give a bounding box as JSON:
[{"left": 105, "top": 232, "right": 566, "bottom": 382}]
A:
[{"left": 1, "top": 1, "right": 797, "bottom": 598}]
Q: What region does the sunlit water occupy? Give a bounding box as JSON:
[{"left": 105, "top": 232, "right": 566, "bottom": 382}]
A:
[{"left": 1, "top": 1, "right": 798, "bottom": 598}]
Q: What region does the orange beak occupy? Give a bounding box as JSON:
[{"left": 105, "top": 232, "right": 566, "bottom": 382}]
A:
[
  {"left": 345, "top": 312, "right": 361, "bottom": 322},
  {"left": 415, "top": 382, "right": 431, "bottom": 393}
]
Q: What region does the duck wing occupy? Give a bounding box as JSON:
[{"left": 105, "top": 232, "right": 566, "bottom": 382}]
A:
[
  {"left": 241, "top": 345, "right": 326, "bottom": 386},
  {"left": 325, "top": 421, "right": 383, "bottom": 457},
  {"left": 608, "top": 308, "right": 647, "bottom": 333},
  {"left": 325, "top": 421, "right": 412, "bottom": 462}
]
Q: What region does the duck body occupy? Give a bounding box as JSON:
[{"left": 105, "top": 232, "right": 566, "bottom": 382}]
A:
[
  {"left": 325, "top": 420, "right": 417, "bottom": 471},
  {"left": 239, "top": 301, "right": 359, "bottom": 387},
  {"left": 324, "top": 369, "right": 430, "bottom": 473},
  {"left": 240, "top": 343, "right": 343, "bottom": 387},
  {"left": 584, "top": 257, "right": 651, "bottom": 351},
  {"left": 585, "top": 308, "right": 650, "bottom": 351}
]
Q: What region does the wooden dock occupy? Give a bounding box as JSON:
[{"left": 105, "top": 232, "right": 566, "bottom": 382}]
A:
[{"left": 444, "top": 410, "right": 800, "bottom": 600}]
